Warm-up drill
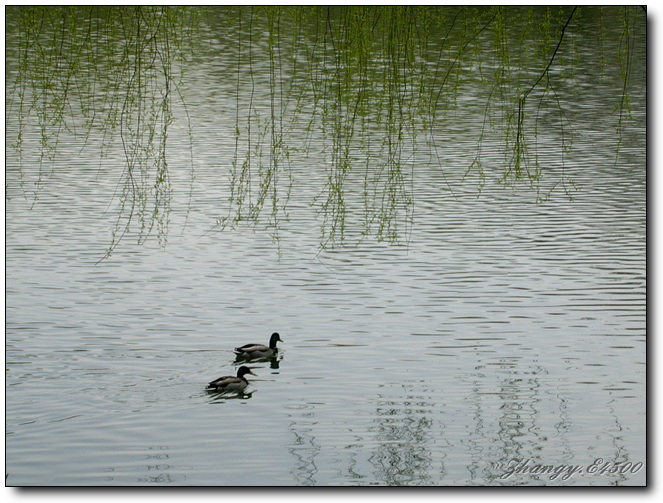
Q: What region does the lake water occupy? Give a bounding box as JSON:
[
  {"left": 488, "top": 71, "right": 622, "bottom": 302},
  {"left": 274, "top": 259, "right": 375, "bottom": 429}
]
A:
[{"left": 5, "top": 7, "right": 646, "bottom": 486}]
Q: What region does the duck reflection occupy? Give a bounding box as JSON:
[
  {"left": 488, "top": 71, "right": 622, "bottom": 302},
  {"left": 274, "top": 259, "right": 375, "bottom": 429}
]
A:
[{"left": 206, "top": 389, "right": 254, "bottom": 403}]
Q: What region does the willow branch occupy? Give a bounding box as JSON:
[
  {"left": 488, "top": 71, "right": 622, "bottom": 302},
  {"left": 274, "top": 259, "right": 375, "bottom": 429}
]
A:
[{"left": 514, "top": 6, "right": 577, "bottom": 172}]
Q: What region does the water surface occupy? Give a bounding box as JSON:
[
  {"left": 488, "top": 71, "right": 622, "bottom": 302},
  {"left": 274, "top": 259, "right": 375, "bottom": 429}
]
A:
[{"left": 5, "top": 7, "right": 646, "bottom": 486}]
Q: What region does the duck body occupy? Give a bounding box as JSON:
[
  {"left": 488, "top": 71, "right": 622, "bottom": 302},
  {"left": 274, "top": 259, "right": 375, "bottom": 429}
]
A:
[
  {"left": 207, "top": 366, "right": 255, "bottom": 392},
  {"left": 234, "top": 332, "right": 283, "bottom": 359}
]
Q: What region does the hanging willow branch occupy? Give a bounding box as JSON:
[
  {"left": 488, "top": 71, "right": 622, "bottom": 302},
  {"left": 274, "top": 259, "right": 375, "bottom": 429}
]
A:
[
  {"left": 8, "top": 6, "right": 198, "bottom": 261},
  {"left": 512, "top": 6, "right": 577, "bottom": 180},
  {"left": 6, "top": 6, "right": 645, "bottom": 255}
]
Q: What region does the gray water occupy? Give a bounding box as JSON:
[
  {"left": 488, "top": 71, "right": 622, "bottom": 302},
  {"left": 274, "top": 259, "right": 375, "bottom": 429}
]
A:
[{"left": 5, "top": 8, "right": 646, "bottom": 486}]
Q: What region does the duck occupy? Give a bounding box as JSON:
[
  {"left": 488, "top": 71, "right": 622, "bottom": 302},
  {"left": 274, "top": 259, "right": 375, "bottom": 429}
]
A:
[
  {"left": 206, "top": 366, "right": 255, "bottom": 392},
  {"left": 234, "top": 332, "right": 283, "bottom": 359}
]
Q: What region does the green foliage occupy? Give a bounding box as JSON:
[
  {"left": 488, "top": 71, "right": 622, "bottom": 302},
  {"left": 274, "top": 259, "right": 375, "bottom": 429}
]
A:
[
  {"left": 7, "top": 6, "right": 198, "bottom": 258},
  {"left": 6, "top": 6, "right": 645, "bottom": 254}
]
